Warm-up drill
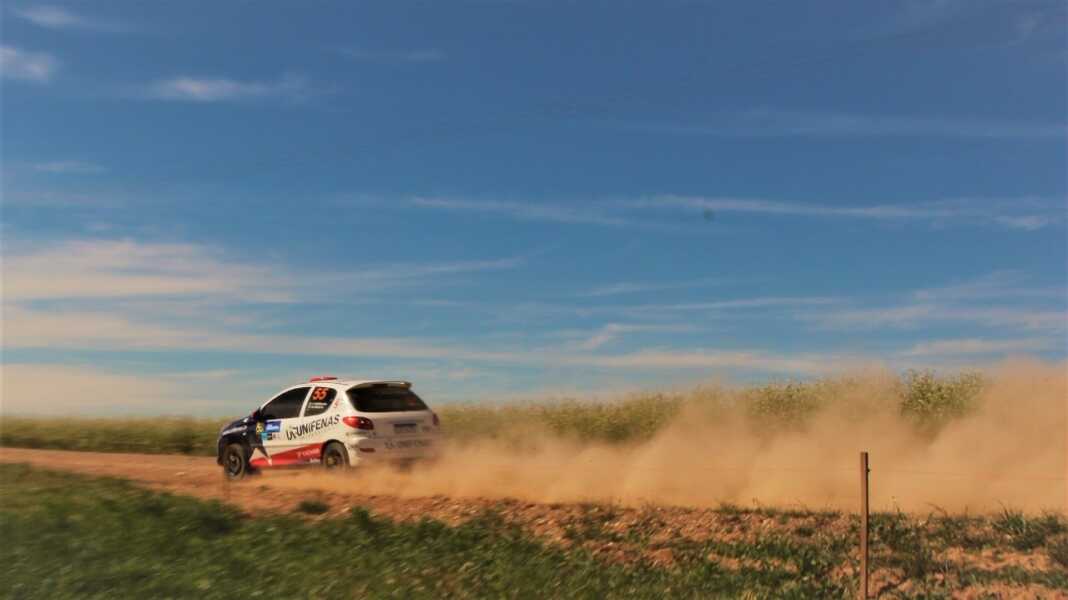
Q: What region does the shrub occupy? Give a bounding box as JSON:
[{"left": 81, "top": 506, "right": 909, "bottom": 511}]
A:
[
  {"left": 899, "top": 370, "right": 985, "bottom": 431},
  {"left": 743, "top": 381, "right": 825, "bottom": 429},
  {"left": 993, "top": 509, "right": 1067, "bottom": 551},
  {"left": 1048, "top": 535, "right": 1068, "bottom": 569},
  {"left": 296, "top": 500, "right": 330, "bottom": 515}
]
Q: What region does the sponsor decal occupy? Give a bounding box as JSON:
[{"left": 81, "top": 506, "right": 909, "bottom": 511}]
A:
[
  {"left": 285, "top": 414, "right": 341, "bottom": 441},
  {"left": 311, "top": 387, "right": 330, "bottom": 401},
  {"left": 265, "top": 420, "right": 281, "bottom": 433},
  {"left": 255, "top": 422, "right": 265, "bottom": 434},
  {"left": 253, "top": 443, "right": 322, "bottom": 467}
]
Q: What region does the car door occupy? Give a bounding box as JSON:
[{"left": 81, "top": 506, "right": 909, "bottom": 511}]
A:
[
  {"left": 286, "top": 386, "right": 341, "bottom": 463},
  {"left": 258, "top": 386, "right": 311, "bottom": 465}
]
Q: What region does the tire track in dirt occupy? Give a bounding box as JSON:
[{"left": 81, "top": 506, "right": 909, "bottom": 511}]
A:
[{"left": 0, "top": 447, "right": 502, "bottom": 525}]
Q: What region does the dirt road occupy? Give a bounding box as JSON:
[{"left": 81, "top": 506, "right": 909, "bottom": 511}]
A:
[
  {"left": 0, "top": 447, "right": 860, "bottom": 562},
  {"left": 2, "top": 447, "right": 776, "bottom": 550},
  {"left": 0, "top": 447, "right": 513, "bottom": 525}
]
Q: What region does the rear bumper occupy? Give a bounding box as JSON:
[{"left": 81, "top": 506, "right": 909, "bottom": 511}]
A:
[{"left": 344, "top": 435, "right": 441, "bottom": 465}]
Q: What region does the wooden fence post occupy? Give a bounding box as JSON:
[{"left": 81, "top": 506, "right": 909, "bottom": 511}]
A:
[{"left": 860, "top": 451, "right": 870, "bottom": 599}]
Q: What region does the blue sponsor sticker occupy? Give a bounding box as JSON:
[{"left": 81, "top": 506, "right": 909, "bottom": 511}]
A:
[{"left": 265, "top": 420, "right": 281, "bottom": 433}]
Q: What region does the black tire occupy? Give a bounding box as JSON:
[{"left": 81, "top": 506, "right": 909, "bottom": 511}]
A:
[
  {"left": 322, "top": 442, "right": 349, "bottom": 470},
  {"left": 222, "top": 443, "right": 248, "bottom": 480}
]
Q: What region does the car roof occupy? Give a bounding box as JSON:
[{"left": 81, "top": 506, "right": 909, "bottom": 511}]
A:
[{"left": 305, "top": 379, "right": 411, "bottom": 389}]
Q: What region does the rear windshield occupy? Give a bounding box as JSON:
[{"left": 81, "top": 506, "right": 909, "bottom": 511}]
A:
[{"left": 347, "top": 386, "right": 428, "bottom": 412}]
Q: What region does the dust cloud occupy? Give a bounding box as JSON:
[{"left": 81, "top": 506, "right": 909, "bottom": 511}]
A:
[{"left": 273, "top": 360, "right": 1066, "bottom": 514}]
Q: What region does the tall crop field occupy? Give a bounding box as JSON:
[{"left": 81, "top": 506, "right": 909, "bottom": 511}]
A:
[{"left": 1, "top": 369, "right": 988, "bottom": 454}]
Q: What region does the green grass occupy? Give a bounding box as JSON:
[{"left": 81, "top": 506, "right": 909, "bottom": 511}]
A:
[
  {"left": 1049, "top": 535, "right": 1068, "bottom": 569},
  {"left": 992, "top": 508, "right": 1067, "bottom": 551},
  {"left": 1, "top": 464, "right": 1063, "bottom": 599},
  {"left": 0, "top": 463, "right": 852, "bottom": 599},
  {"left": 0, "top": 370, "right": 987, "bottom": 456}
]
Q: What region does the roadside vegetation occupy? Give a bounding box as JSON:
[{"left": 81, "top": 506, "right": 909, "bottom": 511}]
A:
[
  {"left": 2, "top": 464, "right": 1064, "bottom": 599},
  {"left": 0, "top": 370, "right": 987, "bottom": 455}
]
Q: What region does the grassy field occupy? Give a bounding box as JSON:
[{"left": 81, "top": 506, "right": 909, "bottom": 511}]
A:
[
  {"left": 0, "top": 370, "right": 985, "bottom": 456},
  {"left": 1, "top": 463, "right": 1065, "bottom": 599}
]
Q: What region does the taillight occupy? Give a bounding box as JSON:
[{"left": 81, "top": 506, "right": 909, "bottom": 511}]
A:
[
  {"left": 432, "top": 412, "right": 440, "bottom": 427},
  {"left": 342, "top": 416, "right": 374, "bottom": 430}
]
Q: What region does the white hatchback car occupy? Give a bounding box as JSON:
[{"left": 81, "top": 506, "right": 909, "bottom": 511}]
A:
[{"left": 217, "top": 377, "right": 441, "bottom": 479}]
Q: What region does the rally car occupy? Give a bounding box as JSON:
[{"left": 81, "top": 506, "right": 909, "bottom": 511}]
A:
[{"left": 217, "top": 377, "right": 441, "bottom": 479}]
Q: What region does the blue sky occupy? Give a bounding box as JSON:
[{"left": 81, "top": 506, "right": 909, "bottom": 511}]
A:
[{"left": 2, "top": 1, "right": 1065, "bottom": 415}]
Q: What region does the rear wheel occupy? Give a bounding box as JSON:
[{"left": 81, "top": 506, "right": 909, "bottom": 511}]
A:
[
  {"left": 322, "top": 442, "right": 349, "bottom": 470},
  {"left": 222, "top": 443, "right": 248, "bottom": 480}
]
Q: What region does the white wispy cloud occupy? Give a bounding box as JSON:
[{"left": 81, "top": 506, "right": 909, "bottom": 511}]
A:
[
  {"left": 2, "top": 239, "right": 290, "bottom": 302},
  {"left": 12, "top": 5, "right": 128, "bottom": 32},
  {"left": 0, "top": 363, "right": 295, "bottom": 416},
  {"left": 620, "top": 109, "right": 1066, "bottom": 140},
  {"left": 411, "top": 197, "right": 635, "bottom": 227},
  {"left": 808, "top": 303, "right": 1066, "bottom": 332},
  {"left": 568, "top": 323, "right": 694, "bottom": 351},
  {"left": 901, "top": 337, "right": 1059, "bottom": 357},
  {"left": 145, "top": 74, "right": 309, "bottom": 102},
  {"left": 577, "top": 277, "right": 723, "bottom": 297},
  {"left": 800, "top": 272, "right": 1067, "bottom": 333},
  {"left": 1, "top": 363, "right": 175, "bottom": 414},
  {"left": 0, "top": 45, "right": 58, "bottom": 83},
  {"left": 634, "top": 297, "right": 838, "bottom": 312},
  {"left": 581, "top": 349, "right": 854, "bottom": 374},
  {"left": 912, "top": 271, "right": 1066, "bottom": 302},
  {"left": 408, "top": 194, "right": 1060, "bottom": 231},
  {"left": 30, "top": 160, "right": 105, "bottom": 174},
  {"left": 2, "top": 304, "right": 851, "bottom": 378},
  {"left": 644, "top": 195, "right": 1063, "bottom": 231},
  {"left": 1, "top": 238, "right": 524, "bottom": 303},
  {"left": 339, "top": 48, "right": 446, "bottom": 63}
]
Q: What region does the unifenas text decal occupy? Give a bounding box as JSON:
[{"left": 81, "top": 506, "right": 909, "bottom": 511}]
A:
[{"left": 286, "top": 415, "right": 340, "bottom": 440}]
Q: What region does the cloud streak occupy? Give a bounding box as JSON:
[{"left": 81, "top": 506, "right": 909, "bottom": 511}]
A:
[
  {"left": 806, "top": 303, "right": 1066, "bottom": 332},
  {"left": 30, "top": 160, "right": 105, "bottom": 174},
  {"left": 619, "top": 109, "right": 1067, "bottom": 140},
  {"left": 645, "top": 195, "right": 1062, "bottom": 231},
  {"left": 1, "top": 238, "right": 524, "bottom": 303},
  {"left": 12, "top": 5, "right": 128, "bottom": 32},
  {"left": 2, "top": 304, "right": 851, "bottom": 377},
  {"left": 339, "top": 48, "right": 446, "bottom": 63},
  {"left": 576, "top": 278, "right": 724, "bottom": 298},
  {"left": 901, "top": 337, "right": 1058, "bottom": 357},
  {"left": 408, "top": 194, "right": 1061, "bottom": 231},
  {"left": 0, "top": 45, "right": 58, "bottom": 83},
  {"left": 411, "top": 197, "right": 635, "bottom": 227},
  {"left": 912, "top": 271, "right": 1066, "bottom": 302},
  {"left": 145, "top": 74, "right": 309, "bottom": 102}
]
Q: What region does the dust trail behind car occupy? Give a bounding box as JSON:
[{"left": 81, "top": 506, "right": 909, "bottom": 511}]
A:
[{"left": 268, "top": 359, "right": 1066, "bottom": 513}]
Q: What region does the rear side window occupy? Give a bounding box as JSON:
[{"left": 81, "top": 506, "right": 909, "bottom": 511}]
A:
[
  {"left": 261, "top": 387, "right": 309, "bottom": 420},
  {"left": 304, "top": 387, "right": 337, "bottom": 417},
  {"left": 347, "top": 386, "right": 428, "bottom": 412}
]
